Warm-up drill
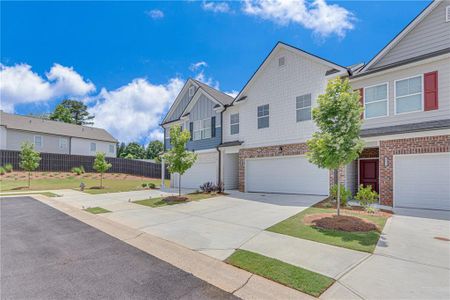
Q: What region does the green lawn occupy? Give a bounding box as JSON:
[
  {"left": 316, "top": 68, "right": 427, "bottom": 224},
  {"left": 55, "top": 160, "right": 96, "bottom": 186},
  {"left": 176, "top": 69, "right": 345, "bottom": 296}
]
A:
[
  {"left": 0, "top": 176, "right": 169, "bottom": 195},
  {"left": 0, "top": 191, "right": 59, "bottom": 197},
  {"left": 134, "top": 192, "right": 217, "bottom": 208},
  {"left": 226, "top": 250, "right": 334, "bottom": 297},
  {"left": 267, "top": 207, "right": 389, "bottom": 253},
  {"left": 84, "top": 207, "right": 111, "bottom": 214}
]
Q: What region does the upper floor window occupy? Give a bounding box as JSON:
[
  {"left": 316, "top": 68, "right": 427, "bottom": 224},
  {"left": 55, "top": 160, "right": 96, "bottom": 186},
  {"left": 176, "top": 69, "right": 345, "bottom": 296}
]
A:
[
  {"left": 90, "top": 142, "right": 96, "bottom": 152},
  {"left": 189, "top": 86, "right": 195, "bottom": 97},
  {"left": 193, "top": 118, "right": 211, "bottom": 140},
  {"left": 109, "top": 144, "right": 115, "bottom": 153},
  {"left": 446, "top": 6, "right": 450, "bottom": 22},
  {"left": 59, "top": 138, "right": 68, "bottom": 149},
  {"left": 364, "top": 83, "right": 388, "bottom": 119},
  {"left": 257, "top": 104, "right": 269, "bottom": 129},
  {"left": 395, "top": 75, "right": 422, "bottom": 114},
  {"left": 296, "top": 94, "right": 312, "bottom": 122},
  {"left": 278, "top": 56, "right": 285, "bottom": 67},
  {"left": 230, "top": 113, "right": 239, "bottom": 135},
  {"left": 34, "top": 135, "right": 43, "bottom": 148}
]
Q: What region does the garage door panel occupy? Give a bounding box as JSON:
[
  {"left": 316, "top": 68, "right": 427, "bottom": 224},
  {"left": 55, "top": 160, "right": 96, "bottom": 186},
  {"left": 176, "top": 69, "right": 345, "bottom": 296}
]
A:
[
  {"left": 246, "top": 156, "right": 329, "bottom": 195},
  {"left": 172, "top": 153, "right": 218, "bottom": 189},
  {"left": 394, "top": 153, "right": 450, "bottom": 210}
]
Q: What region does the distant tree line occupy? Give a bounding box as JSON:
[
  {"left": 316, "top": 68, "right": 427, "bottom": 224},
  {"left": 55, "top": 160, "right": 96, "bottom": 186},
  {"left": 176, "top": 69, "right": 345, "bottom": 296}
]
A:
[{"left": 117, "top": 141, "right": 163, "bottom": 160}]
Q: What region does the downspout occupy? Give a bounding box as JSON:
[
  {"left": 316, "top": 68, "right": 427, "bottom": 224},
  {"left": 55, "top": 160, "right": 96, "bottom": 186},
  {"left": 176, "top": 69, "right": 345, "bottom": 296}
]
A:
[{"left": 216, "top": 104, "right": 229, "bottom": 186}]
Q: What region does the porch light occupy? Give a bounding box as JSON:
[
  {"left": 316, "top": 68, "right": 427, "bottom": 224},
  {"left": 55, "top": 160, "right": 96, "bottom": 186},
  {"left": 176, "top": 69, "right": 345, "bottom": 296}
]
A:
[{"left": 384, "top": 157, "right": 389, "bottom": 167}]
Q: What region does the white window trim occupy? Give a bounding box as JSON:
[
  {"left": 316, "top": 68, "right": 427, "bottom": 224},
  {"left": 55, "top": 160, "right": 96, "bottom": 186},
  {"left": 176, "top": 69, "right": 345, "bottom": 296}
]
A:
[
  {"left": 296, "top": 94, "right": 312, "bottom": 123},
  {"left": 446, "top": 6, "right": 450, "bottom": 22},
  {"left": 394, "top": 74, "right": 423, "bottom": 116},
  {"left": 193, "top": 118, "right": 211, "bottom": 141},
  {"left": 34, "top": 135, "right": 43, "bottom": 148},
  {"left": 257, "top": 105, "right": 270, "bottom": 129},
  {"left": 230, "top": 113, "right": 239, "bottom": 135},
  {"left": 363, "top": 82, "right": 389, "bottom": 120},
  {"left": 90, "top": 142, "right": 97, "bottom": 152}
]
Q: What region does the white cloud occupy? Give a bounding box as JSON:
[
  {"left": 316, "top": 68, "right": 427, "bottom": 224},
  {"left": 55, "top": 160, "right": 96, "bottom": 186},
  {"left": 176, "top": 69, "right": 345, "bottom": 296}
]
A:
[
  {"left": 88, "top": 78, "right": 183, "bottom": 143},
  {"left": 146, "top": 9, "right": 164, "bottom": 20},
  {"left": 242, "top": 0, "right": 355, "bottom": 38},
  {"left": 202, "top": 1, "right": 231, "bottom": 13},
  {"left": 0, "top": 63, "right": 95, "bottom": 112},
  {"left": 189, "top": 61, "right": 208, "bottom": 71},
  {"left": 225, "top": 90, "right": 239, "bottom": 98}
]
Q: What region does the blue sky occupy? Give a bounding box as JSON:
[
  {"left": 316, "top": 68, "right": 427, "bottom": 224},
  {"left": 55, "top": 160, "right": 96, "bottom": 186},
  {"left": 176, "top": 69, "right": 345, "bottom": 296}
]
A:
[{"left": 1, "top": 0, "right": 430, "bottom": 144}]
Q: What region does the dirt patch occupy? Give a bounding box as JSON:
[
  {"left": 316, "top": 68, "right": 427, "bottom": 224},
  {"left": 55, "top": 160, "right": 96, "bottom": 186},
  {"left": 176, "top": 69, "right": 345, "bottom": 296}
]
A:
[
  {"left": 304, "top": 213, "right": 378, "bottom": 232},
  {"left": 163, "top": 196, "right": 188, "bottom": 203},
  {"left": 1, "top": 171, "right": 159, "bottom": 181}
]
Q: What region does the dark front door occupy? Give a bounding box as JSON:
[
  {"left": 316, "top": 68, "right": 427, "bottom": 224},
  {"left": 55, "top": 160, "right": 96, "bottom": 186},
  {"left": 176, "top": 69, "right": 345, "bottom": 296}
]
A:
[{"left": 359, "top": 159, "right": 379, "bottom": 193}]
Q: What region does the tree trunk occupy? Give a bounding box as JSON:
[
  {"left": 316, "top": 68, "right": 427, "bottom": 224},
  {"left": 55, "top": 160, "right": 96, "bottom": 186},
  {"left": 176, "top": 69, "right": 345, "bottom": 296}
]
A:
[
  {"left": 178, "top": 175, "right": 181, "bottom": 196},
  {"left": 28, "top": 172, "right": 31, "bottom": 188},
  {"left": 100, "top": 173, "right": 103, "bottom": 188},
  {"left": 336, "top": 170, "right": 341, "bottom": 216}
]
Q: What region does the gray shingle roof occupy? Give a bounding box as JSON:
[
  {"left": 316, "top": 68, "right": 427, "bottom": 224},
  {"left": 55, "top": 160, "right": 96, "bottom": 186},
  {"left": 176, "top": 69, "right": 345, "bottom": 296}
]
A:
[
  {"left": 192, "top": 79, "right": 234, "bottom": 106},
  {"left": 0, "top": 111, "right": 117, "bottom": 143}
]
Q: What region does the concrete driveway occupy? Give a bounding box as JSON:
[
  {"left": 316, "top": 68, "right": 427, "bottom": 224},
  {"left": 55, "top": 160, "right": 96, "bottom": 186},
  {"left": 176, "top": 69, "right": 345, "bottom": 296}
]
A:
[
  {"left": 322, "top": 209, "right": 450, "bottom": 300},
  {"left": 53, "top": 189, "right": 324, "bottom": 260}
]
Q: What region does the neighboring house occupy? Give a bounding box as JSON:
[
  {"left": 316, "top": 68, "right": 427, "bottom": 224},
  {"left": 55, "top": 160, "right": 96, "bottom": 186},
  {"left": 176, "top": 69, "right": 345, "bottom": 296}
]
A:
[
  {"left": 0, "top": 111, "right": 118, "bottom": 157},
  {"left": 162, "top": 0, "right": 450, "bottom": 211}
]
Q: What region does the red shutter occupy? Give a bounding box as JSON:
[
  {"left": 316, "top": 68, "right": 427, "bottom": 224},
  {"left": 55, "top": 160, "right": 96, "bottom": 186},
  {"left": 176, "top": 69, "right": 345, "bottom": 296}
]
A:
[
  {"left": 359, "top": 88, "right": 364, "bottom": 119},
  {"left": 424, "top": 71, "right": 438, "bottom": 111}
]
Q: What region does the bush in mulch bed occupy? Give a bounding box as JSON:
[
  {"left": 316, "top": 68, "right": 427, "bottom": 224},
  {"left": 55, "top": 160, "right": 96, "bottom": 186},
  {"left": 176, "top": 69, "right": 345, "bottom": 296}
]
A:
[
  {"left": 163, "top": 196, "right": 188, "bottom": 203},
  {"left": 304, "top": 213, "right": 378, "bottom": 232}
]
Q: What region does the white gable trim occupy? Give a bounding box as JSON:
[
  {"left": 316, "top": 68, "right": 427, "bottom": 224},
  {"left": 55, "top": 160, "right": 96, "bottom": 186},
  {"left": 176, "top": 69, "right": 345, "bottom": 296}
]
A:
[
  {"left": 161, "top": 79, "right": 198, "bottom": 124},
  {"left": 361, "top": 1, "right": 439, "bottom": 72},
  {"left": 180, "top": 88, "right": 223, "bottom": 118},
  {"left": 232, "top": 42, "right": 346, "bottom": 104}
]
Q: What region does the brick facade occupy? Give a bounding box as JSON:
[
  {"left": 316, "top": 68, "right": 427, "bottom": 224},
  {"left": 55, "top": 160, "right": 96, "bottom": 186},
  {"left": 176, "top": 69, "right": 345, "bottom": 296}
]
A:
[
  {"left": 379, "top": 135, "right": 450, "bottom": 206},
  {"left": 360, "top": 147, "right": 379, "bottom": 158},
  {"left": 238, "top": 143, "right": 309, "bottom": 192}
]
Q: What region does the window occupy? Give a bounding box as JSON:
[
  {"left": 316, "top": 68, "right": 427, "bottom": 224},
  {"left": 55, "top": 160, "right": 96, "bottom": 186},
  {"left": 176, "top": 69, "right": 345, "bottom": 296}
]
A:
[
  {"left": 109, "top": 144, "right": 115, "bottom": 153},
  {"left": 278, "top": 56, "right": 285, "bottom": 67},
  {"left": 446, "top": 6, "right": 450, "bottom": 22},
  {"left": 90, "top": 142, "right": 96, "bottom": 152},
  {"left": 59, "top": 138, "right": 68, "bottom": 149},
  {"left": 296, "top": 94, "right": 312, "bottom": 122},
  {"left": 364, "top": 83, "right": 388, "bottom": 119},
  {"left": 34, "top": 135, "right": 43, "bottom": 148},
  {"left": 193, "top": 118, "right": 211, "bottom": 141},
  {"left": 230, "top": 113, "right": 239, "bottom": 135},
  {"left": 189, "top": 86, "right": 195, "bottom": 97},
  {"left": 395, "top": 75, "right": 422, "bottom": 114},
  {"left": 257, "top": 104, "right": 269, "bottom": 129}
]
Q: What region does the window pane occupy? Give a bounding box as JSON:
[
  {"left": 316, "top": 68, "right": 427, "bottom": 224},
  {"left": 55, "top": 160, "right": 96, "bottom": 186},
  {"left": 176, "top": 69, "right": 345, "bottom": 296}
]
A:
[
  {"left": 296, "top": 107, "right": 311, "bottom": 122},
  {"left": 203, "top": 128, "right": 211, "bottom": 139},
  {"left": 202, "top": 119, "right": 211, "bottom": 129},
  {"left": 90, "top": 143, "right": 96, "bottom": 151},
  {"left": 258, "top": 116, "right": 269, "bottom": 128},
  {"left": 396, "top": 76, "right": 422, "bottom": 97},
  {"left": 230, "top": 113, "right": 239, "bottom": 124},
  {"left": 396, "top": 94, "right": 422, "bottom": 113},
  {"left": 231, "top": 124, "right": 239, "bottom": 135},
  {"left": 257, "top": 106, "right": 263, "bottom": 117},
  {"left": 365, "top": 84, "right": 387, "bottom": 103},
  {"left": 409, "top": 76, "right": 422, "bottom": 93},
  {"left": 365, "top": 101, "right": 387, "bottom": 118},
  {"left": 194, "top": 120, "right": 201, "bottom": 130},
  {"left": 296, "top": 94, "right": 311, "bottom": 109},
  {"left": 193, "top": 131, "right": 201, "bottom": 140},
  {"left": 258, "top": 104, "right": 269, "bottom": 117}
]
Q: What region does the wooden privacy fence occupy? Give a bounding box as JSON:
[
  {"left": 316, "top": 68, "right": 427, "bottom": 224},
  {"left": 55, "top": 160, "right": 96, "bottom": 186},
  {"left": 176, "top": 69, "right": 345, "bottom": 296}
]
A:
[{"left": 0, "top": 150, "right": 169, "bottom": 179}]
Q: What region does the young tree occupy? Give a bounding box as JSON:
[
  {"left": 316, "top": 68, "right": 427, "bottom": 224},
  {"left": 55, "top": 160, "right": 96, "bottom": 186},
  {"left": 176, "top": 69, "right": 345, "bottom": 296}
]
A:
[
  {"left": 60, "top": 99, "right": 95, "bottom": 125},
  {"left": 146, "top": 140, "right": 164, "bottom": 159},
  {"left": 49, "top": 104, "right": 73, "bottom": 123},
  {"left": 161, "top": 125, "right": 197, "bottom": 196},
  {"left": 19, "top": 142, "right": 41, "bottom": 188},
  {"left": 307, "top": 78, "right": 364, "bottom": 216},
  {"left": 92, "top": 152, "right": 112, "bottom": 188}
]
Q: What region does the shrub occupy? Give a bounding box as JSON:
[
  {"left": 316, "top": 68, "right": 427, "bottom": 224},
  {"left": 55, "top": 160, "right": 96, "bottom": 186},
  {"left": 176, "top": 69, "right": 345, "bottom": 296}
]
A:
[
  {"left": 330, "top": 184, "right": 351, "bottom": 207},
  {"left": 71, "top": 167, "right": 82, "bottom": 175},
  {"left": 141, "top": 183, "right": 148, "bottom": 188},
  {"left": 4, "top": 163, "right": 13, "bottom": 173},
  {"left": 148, "top": 183, "right": 156, "bottom": 189},
  {"left": 0, "top": 167, "right": 5, "bottom": 175},
  {"left": 80, "top": 165, "right": 85, "bottom": 174},
  {"left": 355, "top": 185, "right": 379, "bottom": 211},
  {"left": 214, "top": 182, "right": 224, "bottom": 193},
  {"left": 200, "top": 182, "right": 215, "bottom": 193}
]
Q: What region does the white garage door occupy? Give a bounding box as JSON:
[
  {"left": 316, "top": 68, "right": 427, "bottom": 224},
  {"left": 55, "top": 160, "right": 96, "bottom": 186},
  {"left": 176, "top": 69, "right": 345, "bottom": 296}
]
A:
[
  {"left": 246, "top": 155, "right": 329, "bottom": 195},
  {"left": 172, "top": 153, "right": 218, "bottom": 189},
  {"left": 394, "top": 153, "right": 450, "bottom": 210}
]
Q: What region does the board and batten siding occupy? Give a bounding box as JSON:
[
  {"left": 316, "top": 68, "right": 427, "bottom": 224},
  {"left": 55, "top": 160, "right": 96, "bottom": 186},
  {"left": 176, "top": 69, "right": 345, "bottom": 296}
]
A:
[
  {"left": 370, "top": 0, "right": 450, "bottom": 70},
  {"left": 166, "top": 83, "right": 197, "bottom": 123},
  {"left": 351, "top": 55, "right": 450, "bottom": 130},
  {"left": 223, "top": 47, "right": 335, "bottom": 148}
]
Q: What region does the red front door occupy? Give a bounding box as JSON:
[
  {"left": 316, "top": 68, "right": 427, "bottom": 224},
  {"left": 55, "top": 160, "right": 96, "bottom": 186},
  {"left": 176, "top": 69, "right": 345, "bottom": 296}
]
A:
[{"left": 359, "top": 159, "right": 379, "bottom": 193}]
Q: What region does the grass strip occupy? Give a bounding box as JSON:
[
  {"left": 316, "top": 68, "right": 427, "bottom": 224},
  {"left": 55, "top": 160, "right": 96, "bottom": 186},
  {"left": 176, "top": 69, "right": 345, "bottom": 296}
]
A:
[{"left": 84, "top": 207, "right": 111, "bottom": 214}]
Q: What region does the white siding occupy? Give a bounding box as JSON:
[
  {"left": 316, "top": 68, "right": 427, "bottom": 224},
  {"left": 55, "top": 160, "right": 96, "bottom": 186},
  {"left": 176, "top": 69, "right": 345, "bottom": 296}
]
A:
[
  {"left": 70, "top": 137, "right": 116, "bottom": 157},
  {"left": 223, "top": 48, "right": 333, "bottom": 147},
  {"left": 0, "top": 126, "right": 7, "bottom": 149},
  {"left": 351, "top": 56, "right": 450, "bottom": 130}
]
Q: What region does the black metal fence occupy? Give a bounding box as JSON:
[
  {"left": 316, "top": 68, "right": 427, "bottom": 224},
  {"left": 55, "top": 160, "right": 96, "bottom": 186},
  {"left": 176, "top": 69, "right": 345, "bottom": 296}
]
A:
[{"left": 0, "top": 150, "right": 169, "bottom": 179}]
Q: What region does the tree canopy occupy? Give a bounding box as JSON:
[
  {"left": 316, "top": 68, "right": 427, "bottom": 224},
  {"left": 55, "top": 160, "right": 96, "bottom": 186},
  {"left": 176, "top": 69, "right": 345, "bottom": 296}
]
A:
[
  {"left": 19, "top": 142, "right": 41, "bottom": 187},
  {"left": 146, "top": 140, "right": 164, "bottom": 159},
  {"left": 54, "top": 99, "right": 95, "bottom": 125}
]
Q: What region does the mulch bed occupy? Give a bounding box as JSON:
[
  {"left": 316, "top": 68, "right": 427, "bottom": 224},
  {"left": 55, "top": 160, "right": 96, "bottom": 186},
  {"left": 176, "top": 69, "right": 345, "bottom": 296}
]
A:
[
  {"left": 1, "top": 171, "right": 157, "bottom": 181},
  {"left": 304, "top": 213, "right": 379, "bottom": 232},
  {"left": 314, "top": 198, "right": 392, "bottom": 217},
  {"left": 163, "top": 196, "right": 188, "bottom": 203}
]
